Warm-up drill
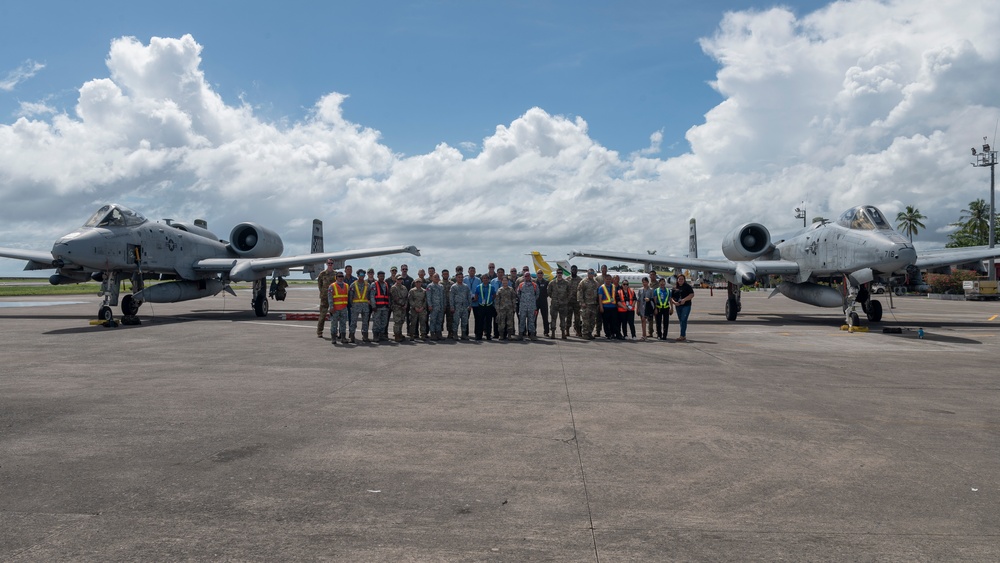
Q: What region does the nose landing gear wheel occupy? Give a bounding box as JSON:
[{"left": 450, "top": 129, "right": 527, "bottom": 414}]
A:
[
  {"left": 849, "top": 311, "right": 860, "bottom": 326},
  {"left": 99, "top": 305, "right": 114, "bottom": 323}
]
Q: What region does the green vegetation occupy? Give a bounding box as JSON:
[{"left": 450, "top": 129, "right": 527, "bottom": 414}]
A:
[
  {"left": 946, "top": 199, "right": 997, "bottom": 248},
  {"left": 895, "top": 205, "right": 926, "bottom": 243},
  {"left": 924, "top": 270, "right": 980, "bottom": 293}
]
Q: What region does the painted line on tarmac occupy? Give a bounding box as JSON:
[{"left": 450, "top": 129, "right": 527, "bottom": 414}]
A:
[
  {"left": 989, "top": 314, "right": 998, "bottom": 321},
  {"left": 243, "top": 321, "right": 313, "bottom": 329}
]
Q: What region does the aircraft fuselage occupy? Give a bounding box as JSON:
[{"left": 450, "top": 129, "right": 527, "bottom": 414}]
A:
[
  {"left": 52, "top": 223, "right": 240, "bottom": 280},
  {"left": 774, "top": 221, "right": 916, "bottom": 282}
]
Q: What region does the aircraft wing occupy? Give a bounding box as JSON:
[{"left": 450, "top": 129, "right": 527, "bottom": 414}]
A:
[
  {"left": 194, "top": 245, "right": 421, "bottom": 281},
  {"left": 569, "top": 249, "right": 800, "bottom": 277},
  {"left": 0, "top": 247, "right": 61, "bottom": 270},
  {"left": 914, "top": 246, "right": 1000, "bottom": 270}
]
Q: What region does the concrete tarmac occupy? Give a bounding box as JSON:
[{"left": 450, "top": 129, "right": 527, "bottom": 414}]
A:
[{"left": 1, "top": 289, "right": 998, "bottom": 561}]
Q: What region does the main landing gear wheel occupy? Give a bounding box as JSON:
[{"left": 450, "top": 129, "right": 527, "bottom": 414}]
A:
[
  {"left": 866, "top": 299, "right": 882, "bottom": 322},
  {"left": 121, "top": 294, "right": 140, "bottom": 316},
  {"left": 99, "top": 306, "right": 114, "bottom": 323},
  {"left": 725, "top": 297, "right": 739, "bottom": 321},
  {"left": 253, "top": 296, "right": 269, "bottom": 317}
]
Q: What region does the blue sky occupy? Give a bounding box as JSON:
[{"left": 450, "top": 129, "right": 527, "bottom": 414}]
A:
[
  {"left": 0, "top": 1, "right": 825, "bottom": 157},
  {"left": 0, "top": 0, "right": 997, "bottom": 277}
]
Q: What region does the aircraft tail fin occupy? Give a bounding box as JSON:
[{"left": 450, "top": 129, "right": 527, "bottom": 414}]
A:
[
  {"left": 531, "top": 251, "right": 554, "bottom": 280},
  {"left": 304, "top": 219, "right": 324, "bottom": 279},
  {"left": 689, "top": 218, "right": 698, "bottom": 259},
  {"left": 555, "top": 260, "right": 573, "bottom": 276}
]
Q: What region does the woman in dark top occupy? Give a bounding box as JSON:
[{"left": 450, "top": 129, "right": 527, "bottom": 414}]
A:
[{"left": 670, "top": 274, "right": 694, "bottom": 341}]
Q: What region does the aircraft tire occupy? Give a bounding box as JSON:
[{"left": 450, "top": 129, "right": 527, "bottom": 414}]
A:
[
  {"left": 99, "top": 306, "right": 114, "bottom": 323},
  {"left": 866, "top": 299, "right": 882, "bottom": 322},
  {"left": 725, "top": 297, "right": 738, "bottom": 321},
  {"left": 253, "top": 297, "right": 269, "bottom": 317},
  {"left": 121, "top": 294, "right": 139, "bottom": 316},
  {"left": 849, "top": 311, "right": 860, "bottom": 326}
]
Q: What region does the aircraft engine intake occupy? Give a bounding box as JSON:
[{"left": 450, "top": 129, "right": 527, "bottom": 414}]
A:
[
  {"left": 228, "top": 223, "right": 284, "bottom": 258},
  {"left": 722, "top": 223, "right": 771, "bottom": 261}
]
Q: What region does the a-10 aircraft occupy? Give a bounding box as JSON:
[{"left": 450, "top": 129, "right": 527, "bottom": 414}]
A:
[
  {"left": 571, "top": 205, "right": 1000, "bottom": 326},
  {"left": 0, "top": 203, "right": 419, "bottom": 323}
]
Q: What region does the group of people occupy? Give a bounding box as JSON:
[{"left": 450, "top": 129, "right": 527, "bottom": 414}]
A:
[{"left": 315, "top": 261, "right": 694, "bottom": 345}]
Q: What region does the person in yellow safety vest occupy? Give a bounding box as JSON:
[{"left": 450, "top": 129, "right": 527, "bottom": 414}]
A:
[
  {"left": 328, "top": 272, "right": 350, "bottom": 344},
  {"left": 653, "top": 278, "right": 672, "bottom": 341},
  {"left": 617, "top": 280, "right": 637, "bottom": 339},
  {"left": 349, "top": 273, "right": 371, "bottom": 344},
  {"left": 598, "top": 278, "right": 619, "bottom": 339}
]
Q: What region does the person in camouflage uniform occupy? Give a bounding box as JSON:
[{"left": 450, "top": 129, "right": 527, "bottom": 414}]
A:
[
  {"left": 441, "top": 269, "right": 454, "bottom": 339},
  {"left": 426, "top": 273, "right": 445, "bottom": 340},
  {"left": 495, "top": 277, "right": 517, "bottom": 340},
  {"left": 576, "top": 268, "right": 599, "bottom": 340},
  {"left": 369, "top": 271, "right": 391, "bottom": 343},
  {"left": 547, "top": 269, "right": 570, "bottom": 339},
  {"left": 390, "top": 275, "right": 410, "bottom": 342},
  {"left": 567, "top": 264, "right": 583, "bottom": 337},
  {"left": 316, "top": 260, "right": 337, "bottom": 338},
  {"left": 449, "top": 272, "right": 472, "bottom": 340},
  {"left": 516, "top": 273, "right": 539, "bottom": 340},
  {"left": 407, "top": 278, "right": 428, "bottom": 341}
]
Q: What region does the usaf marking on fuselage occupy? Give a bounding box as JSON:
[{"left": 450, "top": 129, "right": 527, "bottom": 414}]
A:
[
  {"left": 0, "top": 203, "right": 420, "bottom": 324},
  {"left": 571, "top": 205, "right": 1000, "bottom": 326}
]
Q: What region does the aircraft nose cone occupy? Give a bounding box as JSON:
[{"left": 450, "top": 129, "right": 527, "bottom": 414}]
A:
[
  {"left": 52, "top": 230, "right": 93, "bottom": 262},
  {"left": 898, "top": 246, "right": 917, "bottom": 265}
]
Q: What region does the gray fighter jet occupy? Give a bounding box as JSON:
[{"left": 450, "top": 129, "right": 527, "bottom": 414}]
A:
[
  {"left": 571, "top": 205, "right": 1000, "bottom": 326},
  {"left": 0, "top": 203, "right": 419, "bottom": 322}
]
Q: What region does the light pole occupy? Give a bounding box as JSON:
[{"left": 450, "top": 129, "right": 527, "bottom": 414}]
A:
[
  {"left": 794, "top": 204, "right": 806, "bottom": 228},
  {"left": 972, "top": 138, "right": 997, "bottom": 281}
]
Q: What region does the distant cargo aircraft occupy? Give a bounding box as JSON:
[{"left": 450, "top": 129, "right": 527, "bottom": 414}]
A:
[
  {"left": 570, "top": 205, "right": 1000, "bottom": 326},
  {"left": 530, "top": 251, "right": 656, "bottom": 285},
  {"left": 0, "top": 203, "right": 419, "bottom": 323}
]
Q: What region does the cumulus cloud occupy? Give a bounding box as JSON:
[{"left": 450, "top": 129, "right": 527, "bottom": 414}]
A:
[
  {"left": 0, "top": 60, "right": 44, "bottom": 92},
  {"left": 1, "top": 1, "right": 1000, "bottom": 278}
]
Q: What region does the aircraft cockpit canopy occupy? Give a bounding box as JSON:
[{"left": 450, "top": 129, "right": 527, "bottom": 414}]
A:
[
  {"left": 836, "top": 206, "right": 892, "bottom": 231},
  {"left": 83, "top": 204, "right": 147, "bottom": 228}
]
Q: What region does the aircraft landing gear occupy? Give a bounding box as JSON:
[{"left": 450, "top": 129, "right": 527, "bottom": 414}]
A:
[
  {"left": 866, "top": 299, "right": 883, "bottom": 322},
  {"left": 121, "top": 271, "right": 144, "bottom": 317},
  {"left": 97, "top": 270, "right": 122, "bottom": 325},
  {"left": 252, "top": 279, "right": 269, "bottom": 317},
  {"left": 725, "top": 282, "right": 741, "bottom": 321}
]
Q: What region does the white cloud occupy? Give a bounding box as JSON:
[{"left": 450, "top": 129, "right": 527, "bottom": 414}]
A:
[
  {"left": 2, "top": 2, "right": 1000, "bottom": 278},
  {"left": 0, "top": 60, "right": 45, "bottom": 92}
]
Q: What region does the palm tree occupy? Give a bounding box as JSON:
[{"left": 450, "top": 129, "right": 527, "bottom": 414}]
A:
[
  {"left": 895, "top": 206, "right": 926, "bottom": 243},
  {"left": 946, "top": 199, "right": 996, "bottom": 247}
]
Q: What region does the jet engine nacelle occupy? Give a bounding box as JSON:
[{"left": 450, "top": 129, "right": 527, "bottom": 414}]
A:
[
  {"left": 228, "top": 223, "right": 284, "bottom": 258},
  {"left": 722, "top": 223, "right": 771, "bottom": 261}
]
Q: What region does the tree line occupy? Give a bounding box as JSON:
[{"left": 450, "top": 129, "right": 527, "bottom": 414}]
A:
[{"left": 894, "top": 200, "right": 998, "bottom": 248}]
